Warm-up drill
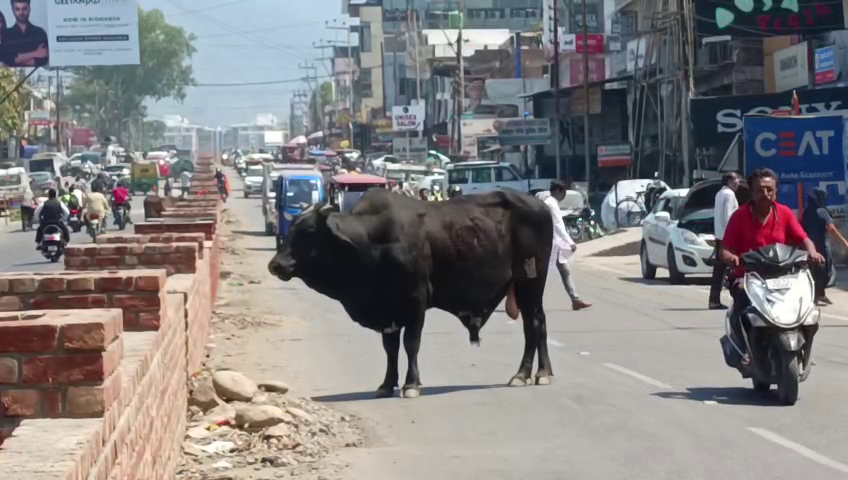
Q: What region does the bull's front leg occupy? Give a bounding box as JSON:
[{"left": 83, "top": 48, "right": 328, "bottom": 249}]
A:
[
  {"left": 376, "top": 329, "right": 401, "bottom": 398},
  {"left": 401, "top": 317, "right": 425, "bottom": 399}
]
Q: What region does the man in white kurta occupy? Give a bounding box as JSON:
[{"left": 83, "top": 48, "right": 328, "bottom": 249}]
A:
[{"left": 536, "top": 182, "right": 592, "bottom": 311}]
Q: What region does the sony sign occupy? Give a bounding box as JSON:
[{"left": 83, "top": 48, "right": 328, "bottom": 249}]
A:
[{"left": 691, "top": 86, "right": 848, "bottom": 149}]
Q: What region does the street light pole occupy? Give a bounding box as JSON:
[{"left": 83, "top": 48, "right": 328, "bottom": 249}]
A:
[
  {"left": 552, "top": 0, "right": 561, "bottom": 180},
  {"left": 581, "top": 0, "right": 591, "bottom": 189}
]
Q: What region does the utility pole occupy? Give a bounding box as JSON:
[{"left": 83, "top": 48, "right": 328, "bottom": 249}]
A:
[
  {"left": 408, "top": 1, "right": 421, "bottom": 103},
  {"left": 55, "top": 71, "right": 63, "bottom": 152},
  {"left": 580, "top": 0, "right": 591, "bottom": 189},
  {"left": 299, "top": 63, "right": 320, "bottom": 133},
  {"left": 455, "top": 0, "right": 464, "bottom": 155},
  {"left": 552, "top": 0, "right": 561, "bottom": 179}
]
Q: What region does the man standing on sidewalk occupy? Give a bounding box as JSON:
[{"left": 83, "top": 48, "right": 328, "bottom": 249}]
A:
[
  {"left": 536, "top": 181, "right": 592, "bottom": 311},
  {"left": 709, "top": 172, "right": 740, "bottom": 310}
]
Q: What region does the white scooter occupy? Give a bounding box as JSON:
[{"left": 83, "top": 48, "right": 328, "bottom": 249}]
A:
[{"left": 720, "top": 244, "right": 820, "bottom": 406}]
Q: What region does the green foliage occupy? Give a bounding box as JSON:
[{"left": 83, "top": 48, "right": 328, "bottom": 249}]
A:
[
  {"left": 64, "top": 8, "right": 196, "bottom": 144},
  {"left": 309, "top": 82, "right": 333, "bottom": 130},
  {"left": 142, "top": 119, "right": 166, "bottom": 151},
  {"left": 0, "top": 69, "right": 24, "bottom": 135}
]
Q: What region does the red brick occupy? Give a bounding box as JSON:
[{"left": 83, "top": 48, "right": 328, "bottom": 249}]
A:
[
  {"left": 1, "top": 389, "right": 40, "bottom": 416},
  {"left": 67, "top": 277, "right": 96, "bottom": 292},
  {"left": 0, "top": 279, "right": 9, "bottom": 293},
  {"left": 124, "top": 255, "right": 140, "bottom": 266},
  {"left": 98, "top": 275, "right": 135, "bottom": 292},
  {"left": 140, "top": 255, "right": 163, "bottom": 265},
  {"left": 0, "top": 323, "right": 59, "bottom": 353},
  {"left": 175, "top": 244, "right": 197, "bottom": 254},
  {"left": 136, "top": 274, "right": 165, "bottom": 292},
  {"left": 83, "top": 246, "right": 98, "bottom": 256},
  {"left": 22, "top": 339, "right": 122, "bottom": 384},
  {"left": 128, "top": 244, "right": 145, "bottom": 254},
  {"left": 38, "top": 277, "right": 67, "bottom": 292},
  {"left": 95, "top": 256, "right": 122, "bottom": 267},
  {"left": 143, "top": 245, "right": 161, "bottom": 254},
  {"left": 113, "top": 294, "right": 160, "bottom": 309},
  {"left": 0, "top": 296, "right": 22, "bottom": 311},
  {"left": 63, "top": 318, "right": 121, "bottom": 351},
  {"left": 158, "top": 244, "right": 177, "bottom": 254},
  {"left": 0, "top": 357, "right": 19, "bottom": 383},
  {"left": 64, "top": 247, "right": 84, "bottom": 257},
  {"left": 11, "top": 278, "right": 37, "bottom": 293},
  {"left": 66, "top": 257, "right": 92, "bottom": 268},
  {"left": 137, "top": 312, "right": 161, "bottom": 330},
  {"left": 56, "top": 294, "right": 108, "bottom": 309},
  {"left": 43, "top": 389, "right": 62, "bottom": 416},
  {"left": 28, "top": 296, "right": 56, "bottom": 310},
  {"left": 122, "top": 311, "right": 138, "bottom": 330},
  {"left": 66, "top": 371, "right": 122, "bottom": 417}
]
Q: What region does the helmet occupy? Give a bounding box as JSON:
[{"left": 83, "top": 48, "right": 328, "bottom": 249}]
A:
[{"left": 448, "top": 185, "right": 463, "bottom": 198}]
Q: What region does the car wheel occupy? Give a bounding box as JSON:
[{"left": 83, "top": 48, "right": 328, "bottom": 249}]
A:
[
  {"left": 640, "top": 241, "right": 657, "bottom": 280},
  {"left": 667, "top": 246, "right": 685, "bottom": 285}
]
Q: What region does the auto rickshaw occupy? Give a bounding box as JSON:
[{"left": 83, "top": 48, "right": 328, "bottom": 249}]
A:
[
  {"left": 274, "top": 169, "right": 324, "bottom": 249},
  {"left": 131, "top": 162, "right": 160, "bottom": 195},
  {"left": 327, "top": 173, "right": 389, "bottom": 214}
]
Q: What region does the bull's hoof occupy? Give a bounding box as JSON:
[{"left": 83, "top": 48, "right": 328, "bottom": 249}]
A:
[
  {"left": 535, "top": 376, "right": 551, "bottom": 386},
  {"left": 401, "top": 387, "right": 421, "bottom": 399},
  {"left": 508, "top": 375, "right": 528, "bottom": 387},
  {"left": 375, "top": 386, "right": 395, "bottom": 399}
]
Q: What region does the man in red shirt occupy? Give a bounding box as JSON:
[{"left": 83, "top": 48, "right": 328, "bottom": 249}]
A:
[
  {"left": 719, "top": 168, "right": 823, "bottom": 339},
  {"left": 112, "top": 181, "right": 132, "bottom": 225}
]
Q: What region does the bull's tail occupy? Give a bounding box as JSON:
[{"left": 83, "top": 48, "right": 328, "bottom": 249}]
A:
[{"left": 505, "top": 284, "right": 519, "bottom": 320}]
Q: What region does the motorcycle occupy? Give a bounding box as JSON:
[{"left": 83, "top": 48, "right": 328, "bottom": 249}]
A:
[
  {"left": 218, "top": 183, "right": 229, "bottom": 203},
  {"left": 114, "top": 204, "right": 129, "bottom": 231},
  {"left": 87, "top": 214, "right": 103, "bottom": 242},
  {"left": 68, "top": 207, "right": 82, "bottom": 233},
  {"left": 39, "top": 224, "right": 65, "bottom": 263},
  {"left": 720, "top": 244, "right": 820, "bottom": 406}
]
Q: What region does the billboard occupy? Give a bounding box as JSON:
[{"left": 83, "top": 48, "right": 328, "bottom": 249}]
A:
[
  {"left": 744, "top": 115, "right": 846, "bottom": 213},
  {"left": 391, "top": 103, "right": 425, "bottom": 132},
  {"left": 814, "top": 46, "right": 839, "bottom": 85},
  {"left": 0, "top": 0, "right": 139, "bottom": 68},
  {"left": 695, "top": 0, "right": 845, "bottom": 38},
  {"left": 691, "top": 86, "right": 848, "bottom": 149},
  {"left": 773, "top": 42, "right": 809, "bottom": 92}
]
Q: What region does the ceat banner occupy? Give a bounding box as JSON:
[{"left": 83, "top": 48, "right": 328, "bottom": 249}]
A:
[{"left": 0, "top": 0, "right": 140, "bottom": 68}]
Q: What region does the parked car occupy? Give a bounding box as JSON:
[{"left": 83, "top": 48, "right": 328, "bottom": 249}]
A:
[
  {"left": 446, "top": 161, "right": 553, "bottom": 195},
  {"left": 243, "top": 165, "right": 265, "bottom": 198},
  {"left": 640, "top": 180, "right": 723, "bottom": 284}
]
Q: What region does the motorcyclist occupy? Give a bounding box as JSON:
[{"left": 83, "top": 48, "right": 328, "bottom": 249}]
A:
[
  {"left": 418, "top": 187, "right": 431, "bottom": 201},
  {"left": 111, "top": 181, "right": 131, "bottom": 225},
  {"left": 719, "top": 168, "right": 824, "bottom": 357},
  {"left": 214, "top": 169, "right": 229, "bottom": 198},
  {"left": 34, "top": 188, "right": 69, "bottom": 250},
  {"left": 448, "top": 185, "right": 463, "bottom": 199},
  {"left": 83, "top": 184, "right": 111, "bottom": 233},
  {"left": 91, "top": 172, "right": 111, "bottom": 194},
  {"left": 69, "top": 185, "right": 84, "bottom": 210},
  {"left": 431, "top": 183, "right": 445, "bottom": 201}
]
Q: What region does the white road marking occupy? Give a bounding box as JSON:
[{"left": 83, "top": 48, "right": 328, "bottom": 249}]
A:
[
  {"left": 548, "top": 338, "right": 565, "bottom": 348},
  {"left": 602, "top": 363, "right": 673, "bottom": 389},
  {"left": 703, "top": 400, "right": 718, "bottom": 405},
  {"left": 747, "top": 427, "right": 848, "bottom": 474},
  {"left": 822, "top": 312, "right": 848, "bottom": 323},
  {"left": 578, "top": 351, "right": 590, "bottom": 356}
]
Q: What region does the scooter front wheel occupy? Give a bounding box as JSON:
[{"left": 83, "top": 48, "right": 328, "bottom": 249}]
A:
[{"left": 777, "top": 352, "right": 800, "bottom": 406}]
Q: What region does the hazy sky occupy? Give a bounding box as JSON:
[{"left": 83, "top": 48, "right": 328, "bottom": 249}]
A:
[{"left": 139, "top": 0, "right": 349, "bottom": 128}]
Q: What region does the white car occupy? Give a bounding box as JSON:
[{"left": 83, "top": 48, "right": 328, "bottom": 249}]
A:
[
  {"left": 243, "top": 165, "right": 265, "bottom": 197},
  {"left": 640, "top": 180, "right": 722, "bottom": 284}
]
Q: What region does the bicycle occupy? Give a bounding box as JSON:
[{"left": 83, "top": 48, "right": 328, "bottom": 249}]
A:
[{"left": 615, "top": 190, "right": 648, "bottom": 228}]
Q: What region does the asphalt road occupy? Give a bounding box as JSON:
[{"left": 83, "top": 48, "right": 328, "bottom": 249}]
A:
[
  {"left": 154, "top": 173, "right": 848, "bottom": 479},
  {"left": 0, "top": 195, "right": 146, "bottom": 273}
]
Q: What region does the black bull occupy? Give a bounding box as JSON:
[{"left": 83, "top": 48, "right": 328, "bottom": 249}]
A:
[{"left": 268, "top": 188, "right": 554, "bottom": 398}]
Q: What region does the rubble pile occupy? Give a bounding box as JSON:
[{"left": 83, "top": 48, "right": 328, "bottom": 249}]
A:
[{"left": 177, "top": 370, "right": 362, "bottom": 479}]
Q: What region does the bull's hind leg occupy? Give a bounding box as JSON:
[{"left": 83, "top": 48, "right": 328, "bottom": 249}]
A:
[
  {"left": 509, "top": 280, "right": 537, "bottom": 387},
  {"left": 533, "top": 305, "right": 553, "bottom": 385},
  {"left": 376, "top": 330, "right": 401, "bottom": 398},
  {"left": 509, "top": 278, "right": 552, "bottom": 387}
]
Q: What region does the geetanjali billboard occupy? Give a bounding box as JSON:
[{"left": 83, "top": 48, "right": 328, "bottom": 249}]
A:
[{"left": 0, "top": 0, "right": 139, "bottom": 68}]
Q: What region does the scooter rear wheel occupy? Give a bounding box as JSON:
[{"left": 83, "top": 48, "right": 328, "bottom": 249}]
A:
[{"left": 752, "top": 378, "right": 770, "bottom": 392}]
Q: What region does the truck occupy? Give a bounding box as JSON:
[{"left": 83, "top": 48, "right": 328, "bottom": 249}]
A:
[{"left": 446, "top": 161, "right": 554, "bottom": 195}]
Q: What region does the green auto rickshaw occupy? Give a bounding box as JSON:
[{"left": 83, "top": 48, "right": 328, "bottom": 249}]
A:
[{"left": 131, "top": 162, "right": 160, "bottom": 195}]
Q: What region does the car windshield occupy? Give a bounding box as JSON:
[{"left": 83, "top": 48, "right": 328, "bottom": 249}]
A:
[
  {"left": 286, "top": 178, "right": 319, "bottom": 206},
  {"left": 105, "top": 165, "right": 128, "bottom": 173},
  {"left": 0, "top": 174, "right": 22, "bottom": 187},
  {"left": 30, "top": 172, "right": 51, "bottom": 182},
  {"left": 247, "top": 166, "right": 264, "bottom": 177}
]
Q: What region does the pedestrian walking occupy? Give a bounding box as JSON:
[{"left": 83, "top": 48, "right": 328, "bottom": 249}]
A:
[
  {"left": 801, "top": 187, "right": 848, "bottom": 306},
  {"left": 536, "top": 181, "right": 592, "bottom": 311},
  {"left": 709, "top": 172, "right": 740, "bottom": 310}
]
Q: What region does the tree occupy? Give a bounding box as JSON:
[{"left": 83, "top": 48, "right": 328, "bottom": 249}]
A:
[
  {"left": 309, "top": 82, "right": 333, "bottom": 131},
  {"left": 142, "top": 120, "right": 166, "bottom": 151},
  {"left": 0, "top": 70, "right": 26, "bottom": 136},
  {"left": 64, "top": 8, "right": 195, "bottom": 146}
]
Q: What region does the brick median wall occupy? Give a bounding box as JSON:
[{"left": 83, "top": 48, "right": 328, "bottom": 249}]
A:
[
  {"left": 0, "top": 271, "right": 168, "bottom": 331},
  {"left": 0, "top": 169, "right": 221, "bottom": 479},
  {"left": 65, "top": 242, "right": 200, "bottom": 276}
]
